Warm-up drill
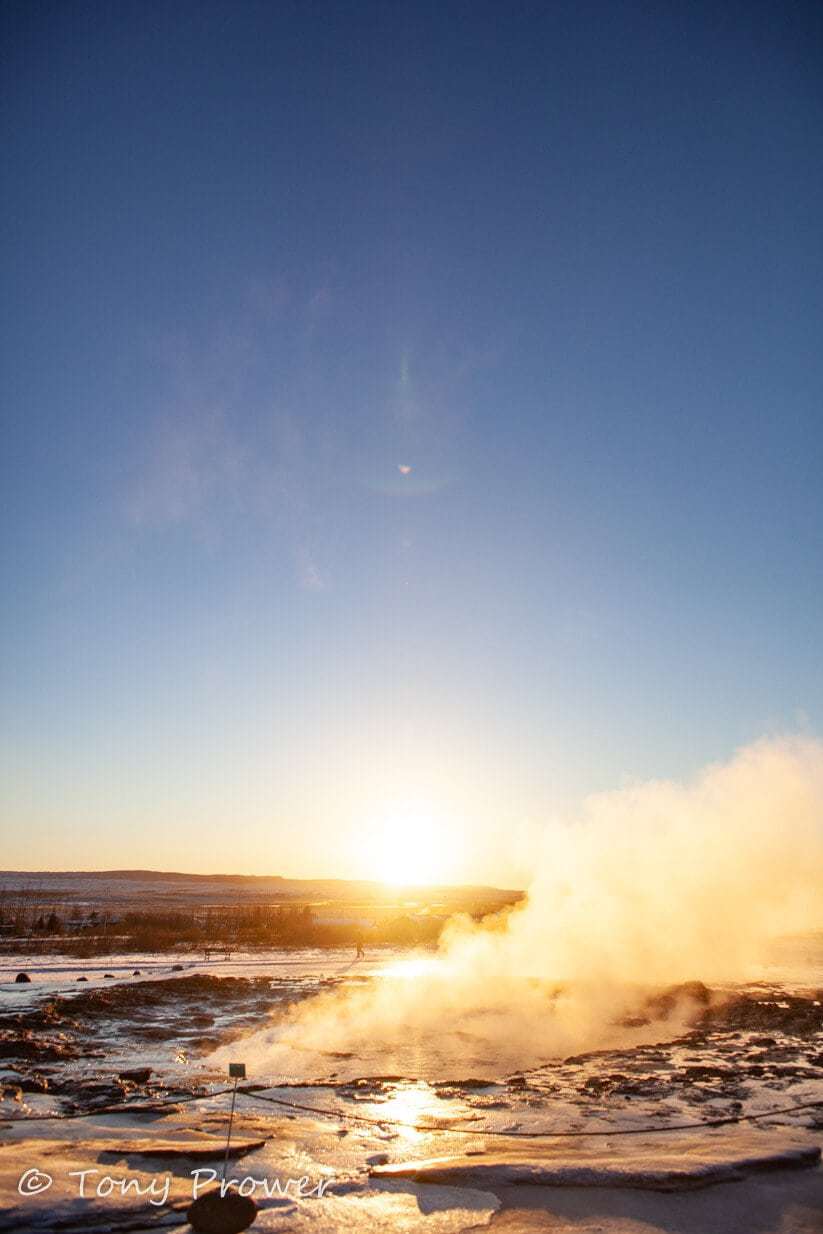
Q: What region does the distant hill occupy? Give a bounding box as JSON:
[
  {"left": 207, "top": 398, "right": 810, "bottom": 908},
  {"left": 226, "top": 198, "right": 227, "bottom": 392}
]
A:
[{"left": 0, "top": 869, "right": 523, "bottom": 913}]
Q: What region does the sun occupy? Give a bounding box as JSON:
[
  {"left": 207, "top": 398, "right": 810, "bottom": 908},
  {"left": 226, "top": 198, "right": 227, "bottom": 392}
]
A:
[{"left": 366, "top": 802, "right": 462, "bottom": 887}]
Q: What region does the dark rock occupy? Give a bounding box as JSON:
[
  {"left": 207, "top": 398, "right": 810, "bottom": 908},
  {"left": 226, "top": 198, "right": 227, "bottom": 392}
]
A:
[
  {"left": 699, "top": 993, "right": 823, "bottom": 1035},
  {"left": 433, "top": 1077, "right": 496, "bottom": 1090},
  {"left": 19, "top": 1075, "right": 49, "bottom": 1093},
  {"left": 80, "top": 1080, "right": 129, "bottom": 1107},
  {"left": 14, "top": 973, "right": 31, "bottom": 984},
  {"left": 0, "top": 1035, "right": 79, "bottom": 1062},
  {"left": 186, "top": 1190, "right": 258, "bottom": 1234},
  {"left": 118, "top": 1067, "right": 152, "bottom": 1084},
  {"left": 645, "top": 981, "right": 712, "bottom": 1020},
  {"left": 132, "top": 970, "right": 141, "bottom": 976},
  {"left": 103, "top": 974, "right": 115, "bottom": 979},
  {"left": 76, "top": 976, "right": 88, "bottom": 982},
  {"left": 187, "top": 1012, "right": 215, "bottom": 1027},
  {"left": 681, "top": 1065, "right": 732, "bottom": 1081},
  {"left": 172, "top": 964, "right": 184, "bottom": 971}
]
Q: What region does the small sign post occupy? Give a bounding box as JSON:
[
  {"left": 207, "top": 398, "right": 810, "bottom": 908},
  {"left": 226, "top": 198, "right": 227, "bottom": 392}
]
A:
[
  {"left": 222, "top": 1062, "right": 246, "bottom": 1182},
  {"left": 187, "top": 1062, "right": 256, "bottom": 1232}
]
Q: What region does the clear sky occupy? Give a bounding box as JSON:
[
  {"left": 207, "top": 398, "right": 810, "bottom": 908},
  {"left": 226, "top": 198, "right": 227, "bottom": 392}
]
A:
[{"left": 2, "top": 1, "right": 822, "bottom": 884}]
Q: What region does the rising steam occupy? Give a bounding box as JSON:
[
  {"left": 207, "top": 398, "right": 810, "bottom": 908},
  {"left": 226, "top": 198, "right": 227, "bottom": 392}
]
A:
[{"left": 217, "top": 737, "right": 823, "bottom": 1079}]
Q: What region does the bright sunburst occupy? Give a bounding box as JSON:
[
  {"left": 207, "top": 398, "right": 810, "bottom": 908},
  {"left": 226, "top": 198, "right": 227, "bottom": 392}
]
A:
[{"left": 366, "top": 802, "right": 462, "bottom": 886}]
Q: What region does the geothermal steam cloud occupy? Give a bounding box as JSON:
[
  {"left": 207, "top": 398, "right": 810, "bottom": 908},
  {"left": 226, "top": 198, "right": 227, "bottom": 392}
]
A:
[{"left": 216, "top": 737, "right": 823, "bottom": 1077}]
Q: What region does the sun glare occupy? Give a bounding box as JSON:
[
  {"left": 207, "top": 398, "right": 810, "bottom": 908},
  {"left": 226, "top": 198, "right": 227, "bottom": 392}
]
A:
[{"left": 366, "top": 803, "right": 461, "bottom": 886}]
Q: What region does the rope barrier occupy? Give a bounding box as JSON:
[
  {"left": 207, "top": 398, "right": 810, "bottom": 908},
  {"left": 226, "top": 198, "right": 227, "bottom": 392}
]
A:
[
  {"left": 4, "top": 1084, "right": 821, "bottom": 1140},
  {"left": 237, "top": 1088, "right": 823, "bottom": 1140},
  {"left": 1, "top": 1086, "right": 237, "bottom": 1123}
]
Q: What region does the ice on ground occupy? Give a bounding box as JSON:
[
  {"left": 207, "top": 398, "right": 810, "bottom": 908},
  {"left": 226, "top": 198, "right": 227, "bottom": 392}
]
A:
[
  {"left": 371, "top": 1140, "right": 822, "bottom": 1190},
  {"left": 0, "top": 946, "right": 821, "bottom": 1231}
]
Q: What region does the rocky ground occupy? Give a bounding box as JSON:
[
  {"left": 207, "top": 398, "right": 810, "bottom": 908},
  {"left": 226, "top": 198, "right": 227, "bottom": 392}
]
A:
[
  {"left": 0, "top": 974, "right": 287, "bottom": 1114},
  {"left": 0, "top": 965, "right": 821, "bottom": 1231}
]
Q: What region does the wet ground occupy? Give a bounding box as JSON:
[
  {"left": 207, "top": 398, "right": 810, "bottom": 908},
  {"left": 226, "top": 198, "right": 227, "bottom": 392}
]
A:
[{"left": 0, "top": 948, "right": 821, "bottom": 1231}]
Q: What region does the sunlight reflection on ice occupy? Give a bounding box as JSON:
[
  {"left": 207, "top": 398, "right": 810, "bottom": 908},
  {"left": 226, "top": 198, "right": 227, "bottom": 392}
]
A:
[{"left": 368, "top": 1082, "right": 446, "bottom": 1142}]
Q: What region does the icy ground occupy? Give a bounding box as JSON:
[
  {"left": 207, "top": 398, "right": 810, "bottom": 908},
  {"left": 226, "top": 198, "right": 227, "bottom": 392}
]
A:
[{"left": 0, "top": 946, "right": 821, "bottom": 1231}]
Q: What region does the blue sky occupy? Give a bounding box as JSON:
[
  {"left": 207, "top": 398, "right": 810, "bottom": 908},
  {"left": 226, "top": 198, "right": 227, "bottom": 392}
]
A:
[{"left": 2, "top": 1, "right": 822, "bottom": 880}]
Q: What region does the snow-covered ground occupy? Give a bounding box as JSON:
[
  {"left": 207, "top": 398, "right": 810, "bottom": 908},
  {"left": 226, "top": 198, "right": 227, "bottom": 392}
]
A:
[
  {"left": 0, "top": 946, "right": 391, "bottom": 997},
  {"left": 0, "top": 945, "right": 821, "bottom": 1231}
]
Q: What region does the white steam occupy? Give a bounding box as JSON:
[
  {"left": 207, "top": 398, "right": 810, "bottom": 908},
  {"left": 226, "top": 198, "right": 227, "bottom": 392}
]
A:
[{"left": 216, "top": 737, "right": 823, "bottom": 1080}]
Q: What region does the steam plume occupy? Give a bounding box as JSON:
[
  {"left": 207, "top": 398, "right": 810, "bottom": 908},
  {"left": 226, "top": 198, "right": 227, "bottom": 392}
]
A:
[{"left": 216, "top": 737, "right": 823, "bottom": 1079}]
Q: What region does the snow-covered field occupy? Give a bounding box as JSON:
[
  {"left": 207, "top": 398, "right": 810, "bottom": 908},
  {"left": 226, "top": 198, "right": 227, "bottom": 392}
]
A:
[
  {"left": 0, "top": 946, "right": 389, "bottom": 997},
  {"left": 0, "top": 944, "right": 821, "bottom": 1232}
]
